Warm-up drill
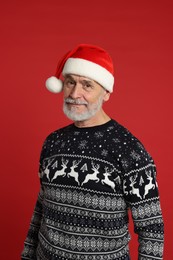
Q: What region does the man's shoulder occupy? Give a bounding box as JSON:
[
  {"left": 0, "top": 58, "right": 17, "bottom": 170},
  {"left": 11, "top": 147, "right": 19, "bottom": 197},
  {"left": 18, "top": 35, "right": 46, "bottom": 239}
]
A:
[
  {"left": 111, "top": 119, "right": 140, "bottom": 143},
  {"left": 111, "top": 119, "right": 152, "bottom": 159}
]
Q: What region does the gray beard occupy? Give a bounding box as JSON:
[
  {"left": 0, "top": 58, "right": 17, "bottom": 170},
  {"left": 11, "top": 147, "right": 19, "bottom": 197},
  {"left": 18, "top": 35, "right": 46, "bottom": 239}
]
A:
[{"left": 63, "top": 96, "right": 103, "bottom": 122}]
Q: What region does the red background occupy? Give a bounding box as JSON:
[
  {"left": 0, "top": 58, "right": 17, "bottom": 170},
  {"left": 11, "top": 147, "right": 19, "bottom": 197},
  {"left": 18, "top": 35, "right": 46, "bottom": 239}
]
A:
[{"left": 0, "top": 1, "right": 172, "bottom": 259}]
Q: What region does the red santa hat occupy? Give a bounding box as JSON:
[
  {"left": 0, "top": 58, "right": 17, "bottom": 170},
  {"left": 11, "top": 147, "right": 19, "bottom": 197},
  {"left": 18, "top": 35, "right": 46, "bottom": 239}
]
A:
[{"left": 45, "top": 44, "right": 114, "bottom": 93}]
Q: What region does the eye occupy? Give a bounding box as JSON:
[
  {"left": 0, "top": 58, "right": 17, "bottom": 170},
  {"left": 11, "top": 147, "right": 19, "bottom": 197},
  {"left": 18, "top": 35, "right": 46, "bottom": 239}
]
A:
[
  {"left": 64, "top": 78, "right": 75, "bottom": 87},
  {"left": 86, "top": 83, "right": 91, "bottom": 88},
  {"left": 83, "top": 82, "right": 94, "bottom": 91}
]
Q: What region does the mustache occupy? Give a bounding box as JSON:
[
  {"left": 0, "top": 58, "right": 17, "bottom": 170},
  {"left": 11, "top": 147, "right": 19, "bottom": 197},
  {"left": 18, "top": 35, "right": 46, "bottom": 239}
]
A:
[{"left": 64, "top": 98, "right": 88, "bottom": 105}]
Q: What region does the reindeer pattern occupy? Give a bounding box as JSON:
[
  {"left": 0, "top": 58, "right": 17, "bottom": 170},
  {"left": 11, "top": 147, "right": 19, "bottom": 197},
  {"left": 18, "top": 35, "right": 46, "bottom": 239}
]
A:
[
  {"left": 124, "top": 169, "right": 156, "bottom": 200},
  {"left": 42, "top": 156, "right": 122, "bottom": 192},
  {"left": 41, "top": 156, "right": 157, "bottom": 199}
]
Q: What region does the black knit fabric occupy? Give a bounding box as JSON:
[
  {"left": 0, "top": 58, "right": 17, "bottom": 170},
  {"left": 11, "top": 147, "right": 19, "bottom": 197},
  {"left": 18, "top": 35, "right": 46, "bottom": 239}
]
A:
[{"left": 21, "top": 119, "right": 164, "bottom": 259}]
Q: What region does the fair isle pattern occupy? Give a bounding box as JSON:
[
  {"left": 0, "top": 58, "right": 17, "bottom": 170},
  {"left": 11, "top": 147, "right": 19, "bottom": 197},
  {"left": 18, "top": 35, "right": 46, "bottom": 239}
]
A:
[
  {"left": 43, "top": 184, "right": 126, "bottom": 210},
  {"left": 21, "top": 119, "right": 164, "bottom": 259},
  {"left": 36, "top": 240, "right": 130, "bottom": 260}
]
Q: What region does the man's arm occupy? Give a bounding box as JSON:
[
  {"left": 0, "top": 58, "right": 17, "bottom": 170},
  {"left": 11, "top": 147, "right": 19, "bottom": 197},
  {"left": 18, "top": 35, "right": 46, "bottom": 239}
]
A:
[
  {"left": 21, "top": 183, "right": 44, "bottom": 260},
  {"left": 21, "top": 137, "right": 48, "bottom": 259},
  {"left": 123, "top": 149, "right": 164, "bottom": 259}
]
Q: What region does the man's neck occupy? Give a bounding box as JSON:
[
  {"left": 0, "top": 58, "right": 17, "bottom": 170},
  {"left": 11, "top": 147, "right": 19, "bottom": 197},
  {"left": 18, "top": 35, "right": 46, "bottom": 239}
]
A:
[{"left": 74, "top": 110, "right": 111, "bottom": 128}]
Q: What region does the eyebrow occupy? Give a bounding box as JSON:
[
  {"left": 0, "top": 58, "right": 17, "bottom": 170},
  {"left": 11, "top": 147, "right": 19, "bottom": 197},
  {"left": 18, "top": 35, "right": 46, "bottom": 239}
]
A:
[
  {"left": 65, "top": 75, "right": 94, "bottom": 84},
  {"left": 64, "top": 75, "right": 74, "bottom": 80}
]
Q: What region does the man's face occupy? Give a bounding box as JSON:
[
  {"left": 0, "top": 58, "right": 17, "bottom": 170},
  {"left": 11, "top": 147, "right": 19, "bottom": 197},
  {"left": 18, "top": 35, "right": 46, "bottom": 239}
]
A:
[{"left": 63, "top": 74, "right": 110, "bottom": 122}]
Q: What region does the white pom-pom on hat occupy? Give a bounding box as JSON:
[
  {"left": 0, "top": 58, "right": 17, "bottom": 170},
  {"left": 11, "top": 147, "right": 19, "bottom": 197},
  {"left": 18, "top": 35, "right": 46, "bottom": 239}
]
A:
[{"left": 45, "top": 76, "right": 63, "bottom": 93}]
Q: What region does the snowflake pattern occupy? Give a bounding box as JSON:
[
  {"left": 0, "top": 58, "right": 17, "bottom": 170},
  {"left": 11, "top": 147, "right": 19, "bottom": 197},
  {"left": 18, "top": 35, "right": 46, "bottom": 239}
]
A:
[
  {"left": 61, "top": 141, "right": 66, "bottom": 148},
  {"left": 101, "top": 149, "right": 108, "bottom": 157},
  {"left": 112, "top": 138, "right": 120, "bottom": 143},
  {"left": 78, "top": 140, "right": 88, "bottom": 149},
  {"left": 130, "top": 150, "right": 141, "bottom": 161},
  {"left": 74, "top": 131, "right": 80, "bottom": 135},
  {"left": 94, "top": 131, "right": 104, "bottom": 138},
  {"left": 121, "top": 158, "right": 129, "bottom": 169}
]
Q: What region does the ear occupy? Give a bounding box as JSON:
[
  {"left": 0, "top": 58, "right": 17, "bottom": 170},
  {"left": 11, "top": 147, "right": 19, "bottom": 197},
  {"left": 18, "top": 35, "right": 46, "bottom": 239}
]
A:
[{"left": 103, "top": 90, "right": 111, "bottom": 102}]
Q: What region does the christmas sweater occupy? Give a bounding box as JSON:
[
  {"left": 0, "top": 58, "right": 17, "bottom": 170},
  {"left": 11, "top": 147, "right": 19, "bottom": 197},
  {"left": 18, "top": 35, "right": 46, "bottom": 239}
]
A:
[{"left": 21, "top": 119, "right": 164, "bottom": 260}]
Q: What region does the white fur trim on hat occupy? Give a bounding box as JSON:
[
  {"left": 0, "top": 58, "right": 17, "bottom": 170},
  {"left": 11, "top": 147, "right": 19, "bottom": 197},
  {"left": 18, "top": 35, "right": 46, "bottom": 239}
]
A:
[
  {"left": 45, "top": 76, "right": 63, "bottom": 93},
  {"left": 62, "top": 58, "right": 114, "bottom": 93}
]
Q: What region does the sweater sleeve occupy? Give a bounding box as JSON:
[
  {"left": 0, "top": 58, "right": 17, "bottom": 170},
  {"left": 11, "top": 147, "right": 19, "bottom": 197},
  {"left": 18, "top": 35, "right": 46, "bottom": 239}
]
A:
[
  {"left": 122, "top": 141, "right": 164, "bottom": 259},
  {"left": 21, "top": 184, "right": 44, "bottom": 260},
  {"left": 21, "top": 138, "right": 47, "bottom": 260}
]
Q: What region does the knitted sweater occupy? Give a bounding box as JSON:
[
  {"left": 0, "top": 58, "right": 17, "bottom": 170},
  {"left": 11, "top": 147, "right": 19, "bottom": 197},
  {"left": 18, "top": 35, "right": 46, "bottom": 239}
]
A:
[{"left": 21, "top": 119, "right": 164, "bottom": 260}]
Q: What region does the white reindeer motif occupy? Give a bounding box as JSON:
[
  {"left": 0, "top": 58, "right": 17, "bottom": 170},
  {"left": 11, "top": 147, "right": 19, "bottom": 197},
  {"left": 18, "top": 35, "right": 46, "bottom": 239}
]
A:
[
  {"left": 143, "top": 170, "right": 155, "bottom": 199},
  {"left": 154, "top": 170, "right": 158, "bottom": 189},
  {"left": 51, "top": 158, "right": 69, "bottom": 182},
  {"left": 67, "top": 160, "right": 82, "bottom": 185},
  {"left": 81, "top": 161, "right": 100, "bottom": 186},
  {"left": 101, "top": 167, "right": 115, "bottom": 191},
  {"left": 43, "top": 158, "right": 54, "bottom": 181},
  {"left": 123, "top": 179, "right": 129, "bottom": 196},
  {"left": 129, "top": 174, "right": 142, "bottom": 199}
]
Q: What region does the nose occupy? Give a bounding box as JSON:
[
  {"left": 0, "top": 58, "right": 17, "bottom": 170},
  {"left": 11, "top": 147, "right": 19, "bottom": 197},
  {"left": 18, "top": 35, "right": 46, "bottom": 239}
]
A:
[{"left": 69, "top": 83, "right": 83, "bottom": 99}]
